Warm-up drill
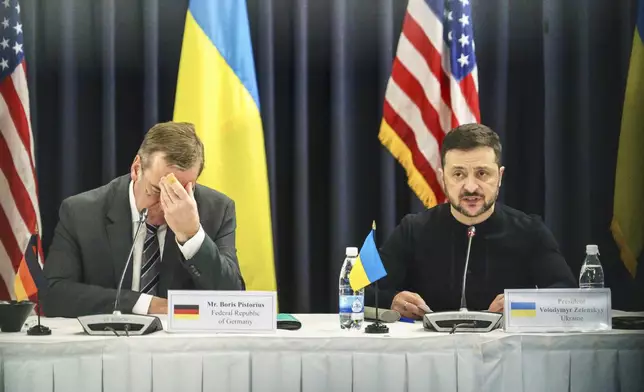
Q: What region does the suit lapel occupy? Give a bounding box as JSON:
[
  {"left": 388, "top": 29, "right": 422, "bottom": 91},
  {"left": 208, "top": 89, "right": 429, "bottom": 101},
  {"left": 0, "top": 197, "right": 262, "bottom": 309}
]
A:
[{"left": 106, "top": 176, "right": 135, "bottom": 290}]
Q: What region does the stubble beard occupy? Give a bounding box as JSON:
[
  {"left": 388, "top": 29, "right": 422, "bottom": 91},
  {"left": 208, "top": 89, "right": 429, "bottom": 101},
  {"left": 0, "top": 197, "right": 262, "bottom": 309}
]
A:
[{"left": 445, "top": 182, "right": 500, "bottom": 218}]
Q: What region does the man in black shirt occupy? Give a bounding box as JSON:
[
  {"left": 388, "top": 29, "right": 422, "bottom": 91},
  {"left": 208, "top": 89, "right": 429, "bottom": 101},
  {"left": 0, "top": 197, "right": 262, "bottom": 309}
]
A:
[{"left": 377, "top": 123, "right": 576, "bottom": 320}]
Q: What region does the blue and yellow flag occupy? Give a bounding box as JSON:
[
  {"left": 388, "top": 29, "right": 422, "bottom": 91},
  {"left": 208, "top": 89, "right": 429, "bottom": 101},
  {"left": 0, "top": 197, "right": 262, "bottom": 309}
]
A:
[
  {"left": 349, "top": 224, "right": 387, "bottom": 291},
  {"left": 612, "top": 0, "right": 644, "bottom": 278},
  {"left": 173, "top": 0, "right": 277, "bottom": 292},
  {"left": 509, "top": 302, "right": 536, "bottom": 318}
]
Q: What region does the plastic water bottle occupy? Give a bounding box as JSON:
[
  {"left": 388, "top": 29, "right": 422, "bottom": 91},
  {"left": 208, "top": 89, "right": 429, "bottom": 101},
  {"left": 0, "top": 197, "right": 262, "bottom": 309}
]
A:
[
  {"left": 579, "top": 244, "right": 604, "bottom": 288},
  {"left": 339, "top": 247, "right": 364, "bottom": 330}
]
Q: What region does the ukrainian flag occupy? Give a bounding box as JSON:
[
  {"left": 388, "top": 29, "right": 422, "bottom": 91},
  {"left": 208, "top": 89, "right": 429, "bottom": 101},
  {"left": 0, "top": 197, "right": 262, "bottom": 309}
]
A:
[
  {"left": 510, "top": 302, "right": 536, "bottom": 318},
  {"left": 173, "top": 0, "right": 277, "bottom": 292},
  {"left": 612, "top": 0, "right": 644, "bottom": 278},
  {"left": 349, "top": 224, "right": 387, "bottom": 291}
]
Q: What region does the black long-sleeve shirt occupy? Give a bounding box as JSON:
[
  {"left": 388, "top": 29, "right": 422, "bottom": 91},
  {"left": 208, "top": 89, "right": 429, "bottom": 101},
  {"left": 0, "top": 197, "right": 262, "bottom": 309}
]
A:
[{"left": 370, "top": 203, "right": 577, "bottom": 312}]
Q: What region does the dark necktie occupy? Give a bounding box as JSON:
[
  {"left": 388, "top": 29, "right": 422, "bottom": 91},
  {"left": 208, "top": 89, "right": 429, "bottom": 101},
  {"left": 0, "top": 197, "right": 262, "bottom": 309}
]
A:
[{"left": 140, "top": 223, "right": 160, "bottom": 295}]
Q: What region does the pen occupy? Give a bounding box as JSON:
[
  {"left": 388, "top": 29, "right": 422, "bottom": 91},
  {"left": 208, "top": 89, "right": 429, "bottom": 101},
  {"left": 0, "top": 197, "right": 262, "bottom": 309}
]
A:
[{"left": 399, "top": 316, "right": 415, "bottom": 323}]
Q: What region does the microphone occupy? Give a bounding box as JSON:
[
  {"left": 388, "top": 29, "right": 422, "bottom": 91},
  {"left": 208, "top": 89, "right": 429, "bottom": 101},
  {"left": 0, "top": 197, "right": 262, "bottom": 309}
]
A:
[
  {"left": 423, "top": 225, "right": 503, "bottom": 333},
  {"left": 114, "top": 208, "right": 149, "bottom": 314},
  {"left": 459, "top": 226, "right": 476, "bottom": 311},
  {"left": 77, "top": 208, "right": 163, "bottom": 336}
]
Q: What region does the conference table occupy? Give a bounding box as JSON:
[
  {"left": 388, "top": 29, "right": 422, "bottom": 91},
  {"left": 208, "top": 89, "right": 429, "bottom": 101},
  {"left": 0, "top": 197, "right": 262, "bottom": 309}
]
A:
[{"left": 1, "top": 311, "right": 643, "bottom": 392}]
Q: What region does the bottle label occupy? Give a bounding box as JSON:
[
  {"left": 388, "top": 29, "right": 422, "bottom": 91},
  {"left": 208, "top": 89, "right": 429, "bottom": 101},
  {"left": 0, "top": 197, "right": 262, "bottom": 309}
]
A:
[{"left": 339, "top": 295, "right": 364, "bottom": 313}]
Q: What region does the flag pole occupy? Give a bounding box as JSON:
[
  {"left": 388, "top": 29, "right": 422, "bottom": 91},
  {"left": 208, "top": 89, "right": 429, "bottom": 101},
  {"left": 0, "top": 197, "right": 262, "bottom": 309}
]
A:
[
  {"left": 27, "top": 228, "right": 51, "bottom": 336},
  {"left": 365, "top": 220, "right": 388, "bottom": 334}
]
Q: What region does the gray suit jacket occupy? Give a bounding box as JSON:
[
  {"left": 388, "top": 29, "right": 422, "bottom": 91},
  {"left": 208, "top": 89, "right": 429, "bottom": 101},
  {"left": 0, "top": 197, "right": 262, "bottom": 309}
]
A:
[{"left": 41, "top": 174, "right": 244, "bottom": 317}]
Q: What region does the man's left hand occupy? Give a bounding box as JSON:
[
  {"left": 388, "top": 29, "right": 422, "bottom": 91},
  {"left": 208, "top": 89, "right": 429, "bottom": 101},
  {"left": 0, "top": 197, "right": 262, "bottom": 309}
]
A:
[
  {"left": 159, "top": 174, "right": 199, "bottom": 244},
  {"left": 488, "top": 294, "right": 504, "bottom": 313}
]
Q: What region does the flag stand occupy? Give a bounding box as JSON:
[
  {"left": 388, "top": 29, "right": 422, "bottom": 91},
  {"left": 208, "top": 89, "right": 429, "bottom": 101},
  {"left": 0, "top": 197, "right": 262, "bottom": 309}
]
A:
[
  {"left": 27, "top": 231, "right": 51, "bottom": 336},
  {"left": 363, "top": 220, "right": 388, "bottom": 334},
  {"left": 364, "top": 281, "right": 389, "bottom": 334},
  {"left": 27, "top": 292, "right": 51, "bottom": 336}
]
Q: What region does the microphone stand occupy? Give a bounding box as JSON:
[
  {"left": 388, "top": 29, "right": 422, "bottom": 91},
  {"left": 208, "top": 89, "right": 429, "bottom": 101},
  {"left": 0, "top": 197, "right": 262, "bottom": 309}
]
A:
[
  {"left": 459, "top": 226, "right": 475, "bottom": 312},
  {"left": 77, "top": 208, "right": 163, "bottom": 336},
  {"left": 422, "top": 226, "right": 503, "bottom": 333},
  {"left": 113, "top": 209, "right": 148, "bottom": 315}
]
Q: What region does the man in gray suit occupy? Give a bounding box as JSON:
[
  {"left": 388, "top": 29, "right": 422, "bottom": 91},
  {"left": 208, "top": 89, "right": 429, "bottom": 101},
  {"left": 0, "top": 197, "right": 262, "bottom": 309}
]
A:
[{"left": 42, "top": 122, "right": 244, "bottom": 318}]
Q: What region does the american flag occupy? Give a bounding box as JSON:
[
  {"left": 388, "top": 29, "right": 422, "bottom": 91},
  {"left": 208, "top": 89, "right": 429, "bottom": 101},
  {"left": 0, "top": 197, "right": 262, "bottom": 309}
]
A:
[
  {"left": 379, "top": 0, "right": 480, "bottom": 207},
  {"left": 0, "top": 0, "right": 42, "bottom": 301}
]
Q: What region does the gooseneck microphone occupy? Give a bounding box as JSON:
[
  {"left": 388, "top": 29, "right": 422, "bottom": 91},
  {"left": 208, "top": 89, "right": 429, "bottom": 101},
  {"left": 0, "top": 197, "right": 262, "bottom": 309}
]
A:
[
  {"left": 459, "top": 226, "right": 476, "bottom": 311},
  {"left": 77, "top": 208, "right": 163, "bottom": 336},
  {"left": 422, "top": 225, "right": 503, "bottom": 333},
  {"left": 114, "top": 208, "right": 148, "bottom": 314}
]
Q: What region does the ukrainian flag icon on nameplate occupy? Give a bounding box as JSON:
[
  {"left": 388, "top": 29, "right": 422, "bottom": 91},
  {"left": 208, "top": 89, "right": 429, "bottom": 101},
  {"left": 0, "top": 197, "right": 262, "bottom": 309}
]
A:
[{"left": 510, "top": 302, "right": 536, "bottom": 317}]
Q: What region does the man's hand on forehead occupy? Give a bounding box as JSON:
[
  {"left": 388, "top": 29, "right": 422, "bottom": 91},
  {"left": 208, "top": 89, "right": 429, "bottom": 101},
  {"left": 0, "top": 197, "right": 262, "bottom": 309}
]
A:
[{"left": 159, "top": 172, "right": 199, "bottom": 243}]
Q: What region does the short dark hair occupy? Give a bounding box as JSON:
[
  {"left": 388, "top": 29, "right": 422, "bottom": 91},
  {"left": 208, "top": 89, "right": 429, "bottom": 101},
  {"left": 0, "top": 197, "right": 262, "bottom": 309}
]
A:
[
  {"left": 440, "top": 123, "right": 502, "bottom": 167},
  {"left": 138, "top": 121, "right": 205, "bottom": 175}
]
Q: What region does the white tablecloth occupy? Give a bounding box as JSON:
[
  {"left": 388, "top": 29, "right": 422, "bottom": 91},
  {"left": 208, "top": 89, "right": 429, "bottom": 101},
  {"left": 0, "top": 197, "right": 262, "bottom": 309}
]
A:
[{"left": 1, "top": 312, "right": 643, "bottom": 392}]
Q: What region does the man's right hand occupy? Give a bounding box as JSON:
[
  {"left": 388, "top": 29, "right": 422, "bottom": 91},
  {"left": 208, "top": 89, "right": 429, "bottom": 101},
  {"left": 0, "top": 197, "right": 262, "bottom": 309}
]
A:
[
  {"left": 147, "top": 297, "right": 168, "bottom": 314},
  {"left": 391, "top": 291, "right": 431, "bottom": 319}
]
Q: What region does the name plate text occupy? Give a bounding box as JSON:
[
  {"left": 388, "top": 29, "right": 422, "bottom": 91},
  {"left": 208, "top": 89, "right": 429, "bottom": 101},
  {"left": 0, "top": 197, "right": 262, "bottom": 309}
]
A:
[
  {"left": 167, "top": 290, "right": 277, "bottom": 333},
  {"left": 503, "top": 288, "right": 611, "bottom": 332}
]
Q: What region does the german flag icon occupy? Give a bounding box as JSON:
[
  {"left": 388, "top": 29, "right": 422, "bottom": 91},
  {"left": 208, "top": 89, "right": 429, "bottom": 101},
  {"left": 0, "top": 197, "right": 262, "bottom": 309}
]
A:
[{"left": 173, "top": 304, "right": 200, "bottom": 320}]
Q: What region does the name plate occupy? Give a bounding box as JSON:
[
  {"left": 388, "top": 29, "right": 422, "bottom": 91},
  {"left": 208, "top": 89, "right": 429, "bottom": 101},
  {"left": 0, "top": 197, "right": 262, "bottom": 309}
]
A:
[
  {"left": 167, "top": 290, "right": 277, "bottom": 333},
  {"left": 503, "top": 288, "right": 611, "bottom": 332}
]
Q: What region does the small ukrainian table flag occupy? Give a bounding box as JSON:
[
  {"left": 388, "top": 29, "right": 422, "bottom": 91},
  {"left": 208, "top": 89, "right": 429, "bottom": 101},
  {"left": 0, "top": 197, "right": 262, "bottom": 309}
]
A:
[{"left": 349, "top": 222, "right": 387, "bottom": 291}]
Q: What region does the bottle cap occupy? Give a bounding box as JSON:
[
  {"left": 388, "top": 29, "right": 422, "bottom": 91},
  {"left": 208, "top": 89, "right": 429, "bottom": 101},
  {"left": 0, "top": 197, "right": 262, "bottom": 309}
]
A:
[
  {"left": 346, "top": 247, "right": 358, "bottom": 257},
  {"left": 586, "top": 244, "right": 599, "bottom": 255}
]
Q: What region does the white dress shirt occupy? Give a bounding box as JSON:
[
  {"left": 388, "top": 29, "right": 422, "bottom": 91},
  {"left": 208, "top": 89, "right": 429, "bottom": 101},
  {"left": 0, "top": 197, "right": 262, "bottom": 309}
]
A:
[{"left": 128, "top": 181, "right": 205, "bottom": 314}]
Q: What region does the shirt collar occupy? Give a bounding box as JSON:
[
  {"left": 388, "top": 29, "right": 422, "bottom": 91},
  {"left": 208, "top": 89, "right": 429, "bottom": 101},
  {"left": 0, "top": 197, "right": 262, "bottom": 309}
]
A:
[{"left": 128, "top": 180, "right": 141, "bottom": 223}]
